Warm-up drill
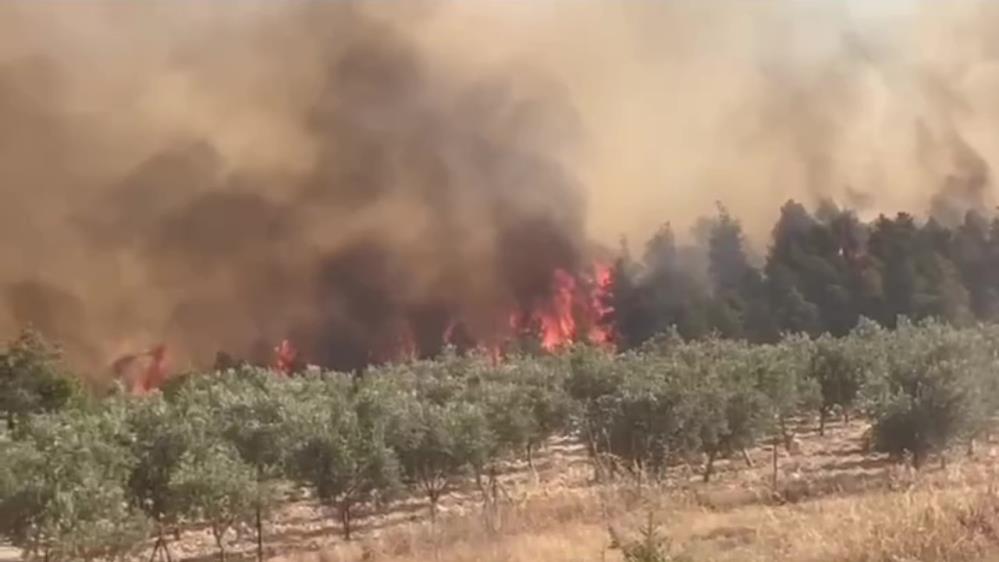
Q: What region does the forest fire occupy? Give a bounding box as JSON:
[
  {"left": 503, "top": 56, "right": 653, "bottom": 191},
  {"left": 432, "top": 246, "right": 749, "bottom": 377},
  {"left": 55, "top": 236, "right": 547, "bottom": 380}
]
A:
[
  {"left": 111, "top": 262, "right": 614, "bottom": 393},
  {"left": 509, "top": 263, "right": 614, "bottom": 352},
  {"left": 112, "top": 344, "right": 169, "bottom": 395}
]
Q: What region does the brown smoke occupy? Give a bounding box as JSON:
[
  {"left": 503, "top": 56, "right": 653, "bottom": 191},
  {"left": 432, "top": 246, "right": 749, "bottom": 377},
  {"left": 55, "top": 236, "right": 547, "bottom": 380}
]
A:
[{"left": 1, "top": 1, "right": 998, "bottom": 371}]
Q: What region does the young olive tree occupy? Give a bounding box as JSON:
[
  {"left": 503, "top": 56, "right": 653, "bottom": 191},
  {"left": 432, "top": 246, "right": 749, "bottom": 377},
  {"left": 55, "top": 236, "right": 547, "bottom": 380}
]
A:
[
  {"left": 0, "top": 406, "right": 150, "bottom": 561},
  {"left": 389, "top": 398, "right": 489, "bottom": 520},
  {"left": 750, "top": 336, "right": 817, "bottom": 487},
  {"left": 809, "top": 335, "right": 864, "bottom": 435},
  {"left": 170, "top": 441, "right": 257, "bottom": 562},
  {"left": 505, "top": 355, "right": 573, "bottom": 471},
  {"left": 216, "top": 369, "right": 294, "bottom": 560},
  {"left": 287, "top": 381, "right": 399, "bottom": 540},
  {"left": 0, "top": 329, "right": 81, "bottom": 433},
  {"left": 695, "top": 344, "right": 771, "bottom": 482},
  {"left": 565, "top": 346, "right": 628, "bottom": 476},
  {"left": 862, "top": 320, "right": 992, "bottom": 468},
  {"left": 125, "top": 395, "right": 198, "bottom": 558}
]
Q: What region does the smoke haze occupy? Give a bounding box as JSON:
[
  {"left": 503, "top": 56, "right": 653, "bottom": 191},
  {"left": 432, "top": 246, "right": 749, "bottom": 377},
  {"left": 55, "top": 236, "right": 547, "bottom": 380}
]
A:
[{"left": 0, "top": 1, "right": 997, "bottom": 371}]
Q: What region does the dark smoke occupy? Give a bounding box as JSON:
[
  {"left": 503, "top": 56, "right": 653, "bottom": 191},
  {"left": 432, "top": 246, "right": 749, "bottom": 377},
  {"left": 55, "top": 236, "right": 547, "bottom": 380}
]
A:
[
  {"left": 0, "top": 6, "right": 586, "bottom": 372},
  {"left": 5, "top": 2, "right": 999, "bottom": 374}
]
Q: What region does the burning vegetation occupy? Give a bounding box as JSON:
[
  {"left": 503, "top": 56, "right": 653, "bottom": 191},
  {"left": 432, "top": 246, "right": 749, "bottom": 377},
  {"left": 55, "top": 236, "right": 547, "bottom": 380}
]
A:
[{"left": 3, "top": 3, "right": 999, "bottom": 391}]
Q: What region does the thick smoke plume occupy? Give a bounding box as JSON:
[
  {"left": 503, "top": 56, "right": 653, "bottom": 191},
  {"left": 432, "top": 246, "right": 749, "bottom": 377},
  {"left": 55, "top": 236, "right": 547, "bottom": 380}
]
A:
[{"left": 1, "top": 2, "right": 998, "bottom": 373}]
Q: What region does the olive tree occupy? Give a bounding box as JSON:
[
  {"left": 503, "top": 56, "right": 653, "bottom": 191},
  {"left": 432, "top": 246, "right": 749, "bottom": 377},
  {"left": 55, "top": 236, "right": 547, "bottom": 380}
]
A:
[
  {"left": 287, "top": 379, "right": 399, "bottom": 540},
  {"left": 0, "top": 406, "right": 149, "bottom": 561},
  {"left": 170, "top": 441, "right": 257, "bottom": 562},
  {"left": 809, "top": 335, "right": 864, "bottom": 435},
  {"left": 0, "top": 329, "right": 80, "bottom": 433},
  {"left": 862, "top": 320, "right": 992, "bottom": 468},
  {"left": 389, "top": 398, "right": 490, "bottom": 519},
  {"left": 216, "top": 369, "right": 294, "bottom": 560}
]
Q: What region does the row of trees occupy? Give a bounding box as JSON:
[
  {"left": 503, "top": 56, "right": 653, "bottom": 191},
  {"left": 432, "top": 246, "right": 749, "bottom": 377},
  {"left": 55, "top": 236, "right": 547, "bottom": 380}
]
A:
[
  {"left": 3, "top": 318, "right": 999, "bottom": 560},
  {"left": 608, "top": 202, "right": 999, "bottom": 348}
]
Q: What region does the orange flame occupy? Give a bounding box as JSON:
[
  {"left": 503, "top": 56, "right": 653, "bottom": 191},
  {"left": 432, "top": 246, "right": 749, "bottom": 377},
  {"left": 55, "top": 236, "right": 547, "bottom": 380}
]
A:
[
  {"left": 113, "top": 344, "right": 169, "bottom": 395},
  {"left": 506, "top": 262, "right": 614, "bottom": 353},
  {"left": 274, "top": 339, "right": 298, "bottom": 376},
  {"left": 588, "top": 262, "right": 615, "bottom": 346},
  {"left": 538, "top": 268, "right": 577, "bottom": 351}
]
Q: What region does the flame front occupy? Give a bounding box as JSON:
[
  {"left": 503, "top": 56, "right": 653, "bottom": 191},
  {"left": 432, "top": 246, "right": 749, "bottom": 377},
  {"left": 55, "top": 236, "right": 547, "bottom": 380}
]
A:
[{"left": 111, "top": 263, "right": 615, "bottom": 391}]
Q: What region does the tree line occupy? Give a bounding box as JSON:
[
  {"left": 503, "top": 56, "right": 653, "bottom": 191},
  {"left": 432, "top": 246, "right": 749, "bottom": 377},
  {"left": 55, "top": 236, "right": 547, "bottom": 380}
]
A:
[
  {"left": 608, "top": 202, "right": 999, "bottom": 348},
  {"left": 3, "top": 317, "right": 999, "bottom": 561}
]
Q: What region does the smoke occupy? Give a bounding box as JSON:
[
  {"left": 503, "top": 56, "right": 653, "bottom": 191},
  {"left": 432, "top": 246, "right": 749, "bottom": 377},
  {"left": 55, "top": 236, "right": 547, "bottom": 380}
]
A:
[
  {"left": 1, "top": 1, "right": 999, "bottom": 371},
  {"left": 409, "top": 1, "right": 999, "bottom": 239}
]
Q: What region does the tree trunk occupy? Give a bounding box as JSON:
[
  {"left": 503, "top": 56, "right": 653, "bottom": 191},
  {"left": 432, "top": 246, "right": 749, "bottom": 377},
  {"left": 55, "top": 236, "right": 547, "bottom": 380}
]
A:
[
  {"left": 703, "top": 449, "right": 718, "bottom": 483},
  {"left": 148, "top": 537, "right": 160, "bottom": 562},
  {"left": 779, "top": 416, "right": 793, "bottom": 451},
  {"left": 149, "top": 531, "right": 173, "bottom": 562},
  {"left": 255, "top": 502, "right": 263, "bottom": 562},
  {"left": 771, "top": 437, "right": 779, "bottom": 489},
  {"left": 490, "top": 466, "right": 501, "bottom": 503},
  {"left": 819, "top": 408, "right": 827, "bottom": 437},
  {"left": 475, "top": 467, "right": 487, "bottom": 502},
  {"left": 339, "top": 502, "right": 353, "bottom": 541},
  {"left": 843, "top": 409, "right": 850, "bottom": 424},
  {"left": 214, "top": 529, "right": 226, "bottom": 562},
  {"left": 741, "top": 448, "right": 754, "bottom": 468},
  {"left": 912, "top": 448, "right": 925, "bottom": 470},
  {"left": 428, "top": 487, "right": 440, "bottom": 522},
  {"left": 526, "top": 443, "right": 537, "bottom": 482}
]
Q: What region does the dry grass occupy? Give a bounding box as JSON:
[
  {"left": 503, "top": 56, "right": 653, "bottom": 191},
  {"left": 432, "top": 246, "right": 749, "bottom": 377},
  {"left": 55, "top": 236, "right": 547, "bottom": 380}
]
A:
[
  {"left": 275, "top": 467, "right": 999, "bottom": 562},
  {"left": 113, "top": 420, "right": 999, "bottom": 562},
  {"left": 264, "top": 422, "right": 999, "bottom": 562},
  {"left": 7, "top": 421, "right": 999, "bottom": 561}
]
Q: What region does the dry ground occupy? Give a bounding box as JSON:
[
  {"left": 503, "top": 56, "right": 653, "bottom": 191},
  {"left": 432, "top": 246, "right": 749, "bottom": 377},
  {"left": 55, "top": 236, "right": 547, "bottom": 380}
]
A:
[
  {"left": 268, "top": 420, "right": 999, "bottom": 562},
  {"left": 7, "top": 419, "right": 999, "bottom": 561}
]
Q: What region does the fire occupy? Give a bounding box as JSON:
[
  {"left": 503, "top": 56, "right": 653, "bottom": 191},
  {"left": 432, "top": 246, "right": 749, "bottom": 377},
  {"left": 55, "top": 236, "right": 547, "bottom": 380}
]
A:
[
  {"left": 273, "top": 339, "right": 298, "bottom": 376},
  {"left": 508, "top": 262, "right": 615, "bottom": 352},
  {"left": 539, "top": 269, "right": 577, "bottom": 351},
  {"left": 112, "top": 344, "right": 169, "bottom": 395},
  {"left": 589, "top": 262, "right": 615, "bottom": 345},
  {"left": 108, "top": 264, "right": 615, "bottom": 389}
]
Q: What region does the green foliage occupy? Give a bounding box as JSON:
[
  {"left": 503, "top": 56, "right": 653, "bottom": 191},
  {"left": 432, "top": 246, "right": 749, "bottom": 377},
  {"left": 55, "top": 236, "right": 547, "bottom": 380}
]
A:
[
  {"left": 125, "top": 394, "right": 198, "bottom": 528},
  {"left": 389, "top": 397, "right": 491, "bottom": 517},
  {"left": 611, "top": 511, "right": 690, "bottom": 562},
  {"left": 287, "top": 379, "right": 399, "bottom": 539},
  {"left": 606, "top": 201, "right": 999, "bottom": 351},
  {"left": 170, "top": 441, "right": 258, "bottom": 561},
  {"left": 861, "top": 320, "right": 994, "bottom": 467},
  {"left": 0, "top": 329, "right": 81, "bottom": 432},
  {"left": 8, "top": 313, "right": 999, "bottom": 559},
  {"left": 809, "top": 335, "right": 864, "bottom": 433},
  {"left": 0, "top": 406, "right": 149, "bottom": 561}
]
